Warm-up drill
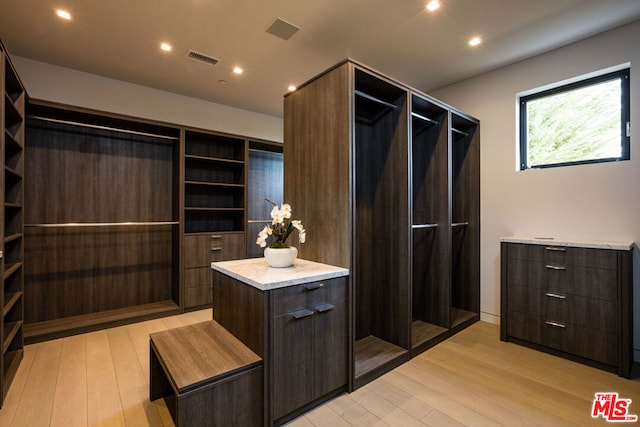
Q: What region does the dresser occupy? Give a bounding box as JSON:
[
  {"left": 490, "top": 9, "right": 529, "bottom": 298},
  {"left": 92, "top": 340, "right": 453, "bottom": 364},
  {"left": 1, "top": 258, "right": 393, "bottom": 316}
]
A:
[{"left": 500, "top": 236, "right": 634, "bottom": 378}]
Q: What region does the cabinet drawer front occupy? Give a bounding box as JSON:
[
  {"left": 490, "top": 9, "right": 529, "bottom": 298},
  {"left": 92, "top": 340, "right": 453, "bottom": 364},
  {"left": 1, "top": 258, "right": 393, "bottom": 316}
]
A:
[
  {"left": 185, "top": 232, "right": 246, "bottom": 267},
  {"left": 543, "top": 246, "right": 617, "bottom": 269},
  {"left": 185, "top": 285, "right": 213, "bottom": 307},
  {"left": 508, "top": 286, "right": 617, "bottom": 333},
  {"left": 508, "top": 314, "right": 617, "bottom": 366},
  {"left": 546, "top": 266, "right": 616, "bottom": 301},
  {"left": 184, "top": 267, "right": 212, "bottom": 288},
  {"left": 272, "top": 277, "right": 347, "bottom": 316}
]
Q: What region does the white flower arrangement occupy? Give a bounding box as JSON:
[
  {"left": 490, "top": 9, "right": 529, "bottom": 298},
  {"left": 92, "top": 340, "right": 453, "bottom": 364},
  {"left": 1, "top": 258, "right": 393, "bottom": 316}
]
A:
[{"left": 256, "top": 200, "right": 306, "bottom": 249}]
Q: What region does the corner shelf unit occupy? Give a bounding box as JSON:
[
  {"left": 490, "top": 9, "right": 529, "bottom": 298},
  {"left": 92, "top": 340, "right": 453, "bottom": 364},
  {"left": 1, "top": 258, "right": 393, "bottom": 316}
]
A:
[
  {"left": 284, "top": 59, "right": 480, "bottom": 391},
  {"left": 1, "top": 42, "right": 25, "bottom": 408}
]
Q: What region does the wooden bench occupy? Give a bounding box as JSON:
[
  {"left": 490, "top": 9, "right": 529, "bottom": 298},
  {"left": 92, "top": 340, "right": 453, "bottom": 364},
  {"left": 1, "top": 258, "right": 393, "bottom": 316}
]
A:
[{"left": 150, "top": 320, "right": 263, "bottom": 426}]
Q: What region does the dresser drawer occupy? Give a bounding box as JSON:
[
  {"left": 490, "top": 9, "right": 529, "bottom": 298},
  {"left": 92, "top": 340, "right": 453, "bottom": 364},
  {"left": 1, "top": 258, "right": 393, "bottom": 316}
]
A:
[
  {"left": 546, "top": 265, "right": 616, "bottom": 301},
  {"left": 507, "top": 313, "right": 617, "bottom": 366},
  {"left": 184, "top": 266, "right": 212, "bottom": 288},
  {"left": 508, "top": 285, "right": 617, "bottom": 333},
  {"left": 271, "top": 277, "right": 347, "bottom": 316},
  {"left": 185, "top": 232, "right": 246, "bottom": 267}
]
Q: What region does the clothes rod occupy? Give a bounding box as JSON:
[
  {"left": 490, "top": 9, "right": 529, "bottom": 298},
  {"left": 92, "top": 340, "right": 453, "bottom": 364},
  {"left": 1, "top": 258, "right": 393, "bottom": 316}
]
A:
[
  {"left": 247, "top": 220, "right": 272, "bottom": 224},
  {"left": 451, "top": 127, "right": 469, "bottom": 137},
  {"left": 411, "top": 112, "right": 438, "bottom": 125},
  {"left": 412, "top": 223, "right": 438, "bottom": 229},
  {"left": 354, "top": 90, "right": 398, "bottom": 110},
  {"left": 451, "top": 222, "right": 469, "bottom": 227},
  {"left": 248, "top": 148, "right": 284, "bottom": 155},
  {"left": 28, "top": 115, "right": 179, "bottom": 141},
  {"left": 25, "top": 221, "right": 179, "bottom": 228}
]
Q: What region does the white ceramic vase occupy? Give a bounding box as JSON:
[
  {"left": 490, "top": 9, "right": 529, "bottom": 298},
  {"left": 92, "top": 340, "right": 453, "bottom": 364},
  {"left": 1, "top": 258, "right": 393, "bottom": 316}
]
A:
[{"left": 264, "top": 246, "right": 298, "bottom": 268}]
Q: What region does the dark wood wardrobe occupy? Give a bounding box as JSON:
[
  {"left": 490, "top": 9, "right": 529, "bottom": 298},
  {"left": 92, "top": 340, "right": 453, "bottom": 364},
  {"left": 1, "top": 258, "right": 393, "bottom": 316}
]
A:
[{"left": 284, "top": 59, "right": 480, "bottom": 390}]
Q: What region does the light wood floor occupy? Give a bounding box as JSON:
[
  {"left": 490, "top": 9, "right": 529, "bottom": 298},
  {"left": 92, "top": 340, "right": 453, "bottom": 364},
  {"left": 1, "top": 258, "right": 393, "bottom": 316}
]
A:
[{"left": 0, "top": 311, "right": 637, "bottom": 426}]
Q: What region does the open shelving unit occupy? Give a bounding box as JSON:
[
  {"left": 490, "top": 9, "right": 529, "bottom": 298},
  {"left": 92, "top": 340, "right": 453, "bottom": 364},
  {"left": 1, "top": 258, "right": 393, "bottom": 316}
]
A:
[
  {"left": 1, "top": 42, "right": 25, "bottom": 408},
  {"left": 410, "top": 94, "right": 449, "bottom": 352},
  {"left": 184, "top": 130, "right": 246, "bottom": 234},
  {"left": 284, "top": 59, "right": 480, "bottom": 392}
]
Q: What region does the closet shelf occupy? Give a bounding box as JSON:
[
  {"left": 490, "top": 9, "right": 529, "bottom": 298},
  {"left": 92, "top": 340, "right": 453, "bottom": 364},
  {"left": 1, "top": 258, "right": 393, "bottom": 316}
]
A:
[
  {"left": 185, "top": 154, "right": 245, "bottom": 165},
  {"left": 2, "top": 321, "right": 22, "bottom": 354},
  {"left": 184, "top": 181, "right": 244, "bottom": 188},
  {"left": 4, "top": 129, "right": 22, "bottom": 149},
  {"left": 4, "top": 165, "right": 22, "bottom": 179},
  {"left": 184, "top": 207, "right": 244, "bottom": 212},
  {"left": 3, "top": 263, "right": 22, "bottom": 281},
  {"left": 3, "top": 233, "right": 22, "bottom": 243},
  {"left": 3, "top": 292, "right": 22, "bottom": 317},
  {"left": 24, "top": 221, "right": 179, "bottom": 228},
  {"left": 4, "top": 202, "right": 22, "bottom": 209}
]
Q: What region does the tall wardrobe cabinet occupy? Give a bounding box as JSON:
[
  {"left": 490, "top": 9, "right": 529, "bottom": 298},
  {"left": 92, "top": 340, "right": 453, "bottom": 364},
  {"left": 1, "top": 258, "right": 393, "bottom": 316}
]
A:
[
  {"left": 284, "top": 59, "right": 480, "bottom": 390},
  {"left": 0, "top": 41, "right": 25, "bottom": 408}
]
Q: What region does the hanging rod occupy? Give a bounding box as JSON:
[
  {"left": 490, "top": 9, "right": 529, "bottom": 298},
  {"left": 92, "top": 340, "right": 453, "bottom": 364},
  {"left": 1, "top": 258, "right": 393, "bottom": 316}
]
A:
[
  {"left": 247, "top": 220, "right": 272, "bottom": 224},
  {"left": 28, "top": 115, "right": 179, "bottom": 141},
  {"left": 25, "top": 221, "right": 179, "bottom": 228},
  {"left": 451, "top": 127, "right": 469, "bottom": 137},
  {"left": 411, "top": 112, "right": 438, "bottom": 125},
  {"left": 451, "top": 222, "right": 469, "bottom": 227},
  {"left": 412, "top": 223, "right": 438, "bottom": 229},
  {"left": 249, "top": 148, "right": 283, "bottom": 154},
  {"left": 354, "top": 90, "right": 398, "bottom": 110}
]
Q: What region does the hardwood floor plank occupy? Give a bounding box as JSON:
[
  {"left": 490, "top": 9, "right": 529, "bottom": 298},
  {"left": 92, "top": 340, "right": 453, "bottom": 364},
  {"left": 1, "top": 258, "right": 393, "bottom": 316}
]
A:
[
  {"left": 85, "top": 330, "right": 126, "bottom": 427},
  {"left": 325, "top": 393, "right": 389, "bottom": 426},
  {"left": 108, "top": 326, "right": 165, "bottom": 427},
  {"left": 0, "top": 342, "right": 39, "bottom": 426},
  {"left": 50, "top": 335, "right": 88, "bottom": 427},
  {"left": 11, "top": 339, "right": 62, "bottom": 427}
]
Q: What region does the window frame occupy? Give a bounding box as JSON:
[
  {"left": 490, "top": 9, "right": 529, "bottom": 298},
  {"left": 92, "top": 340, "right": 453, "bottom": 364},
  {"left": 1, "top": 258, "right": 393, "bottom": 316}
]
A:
[{"left": 519, "top": 68, "right": 630, "bottom": 170}]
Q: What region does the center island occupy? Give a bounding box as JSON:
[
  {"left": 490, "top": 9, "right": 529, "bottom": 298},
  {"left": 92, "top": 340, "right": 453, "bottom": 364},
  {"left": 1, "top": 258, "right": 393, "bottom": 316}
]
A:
[{"left": 211, "top": 257, "right": 349, "bottom": 426}]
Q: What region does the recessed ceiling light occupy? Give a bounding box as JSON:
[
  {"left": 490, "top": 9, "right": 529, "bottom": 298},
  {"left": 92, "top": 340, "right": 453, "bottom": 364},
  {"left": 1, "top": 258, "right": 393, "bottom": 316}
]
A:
[
  {"left": 287, "top": 85, "right": 297, "bottom": 92},
  {"left": 56, "top": 9, "right": 72, "bottom": 20},
  {"left": 425, "top": 1, "right": 440, "bottom": 12},
  {"left": 233, "top": 66, "right": 243, "bottom": 75},
  {"left": 468, "top": 36, "right": 482, "bottom": 47},
  {"left": 160, "top": 43, "right": 172, "bottom": 52}
]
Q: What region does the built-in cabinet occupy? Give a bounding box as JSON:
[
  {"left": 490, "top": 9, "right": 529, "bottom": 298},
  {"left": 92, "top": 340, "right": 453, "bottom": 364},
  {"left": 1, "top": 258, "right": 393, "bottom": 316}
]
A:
[
  {"left": 284, "top": 59, "right": 480, "bottom": 390},
  {"left": 211, "top": 259, "right": 349, "bottom": 426},
  {"left": 0, "top": 40, "right": 25, "bottom": 408},
  {"left": 501, "top": 238, "right": 634, "bottom": 378},
  {"left": 271, "top": 278, "right": 347, "bottom": 422}
]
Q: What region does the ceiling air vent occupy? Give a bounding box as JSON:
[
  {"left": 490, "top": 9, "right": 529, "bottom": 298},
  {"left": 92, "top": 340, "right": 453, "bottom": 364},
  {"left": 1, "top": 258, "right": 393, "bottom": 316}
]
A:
[
  {"left": 266, "top": 18, "right": 300, "bottom": 40},
  {"left": 187, "top": 50, "right": 220, "bottom": 66}
]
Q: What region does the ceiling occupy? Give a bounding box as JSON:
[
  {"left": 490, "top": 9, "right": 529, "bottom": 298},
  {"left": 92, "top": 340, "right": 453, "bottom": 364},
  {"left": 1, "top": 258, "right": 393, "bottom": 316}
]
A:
[{"left": 1, "top": 0, "right": 639, "bottom": 118}]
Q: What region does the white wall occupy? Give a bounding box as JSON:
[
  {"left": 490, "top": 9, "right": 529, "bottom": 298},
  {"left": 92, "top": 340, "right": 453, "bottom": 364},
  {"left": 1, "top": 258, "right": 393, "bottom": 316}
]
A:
[
  {"left": 11, "top": 56, "right": 284, "bottom": 142},
  {"left": 431, "top": 19, "right": 640, "bottom": 360}
]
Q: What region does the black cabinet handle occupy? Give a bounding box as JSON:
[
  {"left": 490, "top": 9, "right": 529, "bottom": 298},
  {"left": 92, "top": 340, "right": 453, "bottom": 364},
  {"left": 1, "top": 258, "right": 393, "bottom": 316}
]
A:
[
  {"left": 304, "top": 283, "right": 324, "bottom": 291},
  {"left": 315, "top": 303, "right": 335, "bottom": 313},
  {"left": 291, "top": 309, "right": 314, "bottom": 320}
]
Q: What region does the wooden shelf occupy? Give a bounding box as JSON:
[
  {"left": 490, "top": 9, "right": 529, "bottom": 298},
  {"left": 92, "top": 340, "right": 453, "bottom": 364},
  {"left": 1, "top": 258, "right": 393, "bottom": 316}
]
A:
[
  {"left": 3, "top": 233, "right": 22, "bottom": 243},
  {"left": 3, "top": 262, "right": 22, "bottom": 280},
  {"left": 184, "top": 207, "right": 244, "bottom": 212},
  {"left": 2, "top": 321, "right": 22, "bottom": 354},
  {"left": 4, "top": 165, "right": 22, "bottom": 180},
  {"left": 24, "top": 300, "right": 180, "bottom": 344},
  {"left": 185, "top": 154, "right": 244, "bottom": 165},
  {"left": 4, "top": 128, "right": 23, "bottom": 149},
  {"left": 450, "top": 308, "right": 477, "bottom": 328},
  {"left": 354, "top": 335, "right": 407, "bottom": 379},
  {"left": 3, "top": 291, "right": 22, "bottom": 317},
  {"left": 184, "top": 181, "right": 244, "bottom": 188},
  {"left": 411, "top": 320, "right": 447, "bottom": 349}
]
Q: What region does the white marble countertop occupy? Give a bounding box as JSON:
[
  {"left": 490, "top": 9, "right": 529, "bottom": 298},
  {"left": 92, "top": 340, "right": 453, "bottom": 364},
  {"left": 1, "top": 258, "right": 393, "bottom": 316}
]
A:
[
  {"left": 501, "top": 235, "right": 635, "bottom": 251},
  {"left": 211, "top": 258, "right": 349, "bottom": 291}
]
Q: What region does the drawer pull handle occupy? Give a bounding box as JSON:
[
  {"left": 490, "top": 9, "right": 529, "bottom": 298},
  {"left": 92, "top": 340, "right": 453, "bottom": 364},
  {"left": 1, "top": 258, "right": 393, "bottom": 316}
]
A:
[
  {"left": 291, "top": 309, "right": 314, "bottom": 320},
  {"left": 211, "top": 247, "right": 223, "bottom": 252},
  {"left": 545, "top": 292, "right": 566, "bottom": 300},
  {"left": 545, "top": 246, "right": 566, "bottom": 252},
  {"left": 545, "top": 264, "right": 566, "bottom": 271},
  {"left": 545, "top": 320, "right": 566, "bottom": 329},
  {"left": 211, "top": 235, "right": 222, "bottom": 239},
  {"left": 304, "top": 283, "right": 324, "bottom": 291},
  {"left": 315, "top": 303, "right": 335, "bottom": 313}
]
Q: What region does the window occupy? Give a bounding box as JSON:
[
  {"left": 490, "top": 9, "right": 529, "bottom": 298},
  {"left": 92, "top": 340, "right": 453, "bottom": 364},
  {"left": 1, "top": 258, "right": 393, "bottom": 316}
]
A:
[{"left": 519, "top": 68, "right": 630, "bottom": 170}]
